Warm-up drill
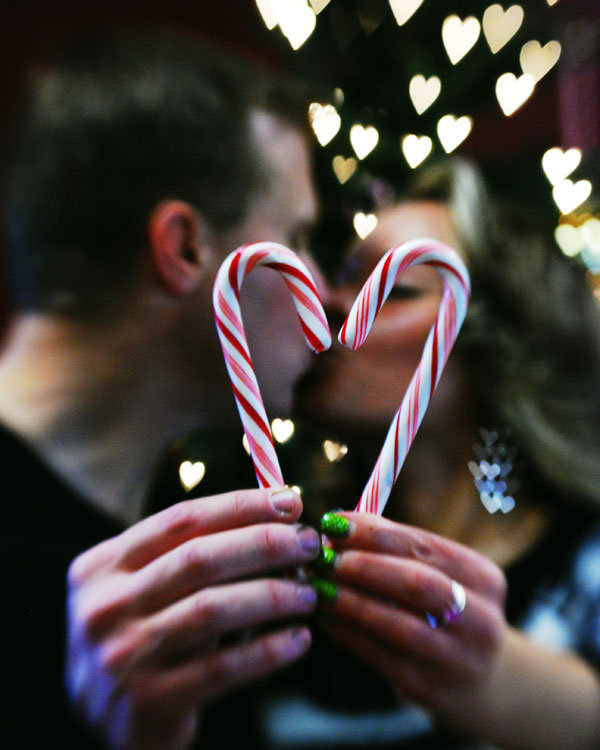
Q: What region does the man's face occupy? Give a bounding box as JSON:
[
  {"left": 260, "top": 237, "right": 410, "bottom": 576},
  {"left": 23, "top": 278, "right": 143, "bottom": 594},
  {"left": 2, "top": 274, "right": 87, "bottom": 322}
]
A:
[{"left": 218, "top": 110, "right": 323, "bottom": 417}]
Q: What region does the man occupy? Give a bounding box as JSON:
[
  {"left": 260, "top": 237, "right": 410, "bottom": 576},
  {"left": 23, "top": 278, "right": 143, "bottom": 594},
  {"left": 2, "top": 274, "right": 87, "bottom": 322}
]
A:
[{"left": 0, "top": 31, "right": 325, "bottom": 748}]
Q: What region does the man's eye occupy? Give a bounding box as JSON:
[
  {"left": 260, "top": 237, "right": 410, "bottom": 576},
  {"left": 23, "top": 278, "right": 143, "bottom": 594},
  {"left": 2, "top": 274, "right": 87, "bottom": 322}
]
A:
[{"left": 387, "top": 285, "right": 423, "bottom": 300}]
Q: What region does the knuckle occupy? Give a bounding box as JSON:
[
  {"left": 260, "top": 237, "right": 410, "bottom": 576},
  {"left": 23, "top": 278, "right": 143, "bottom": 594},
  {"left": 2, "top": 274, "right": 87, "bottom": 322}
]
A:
[
  {"left": 72, "top": 581, "right": 132, "bottom": 640},
  {"left": 192, "top": 592, "right": 219, "bottom": 629},
  {"left": 230, "top": 490, "right": 251, "bottom": 518},
  {"left": 490, "top": 567, "right": 508, "bottom": 604},
  {"left": 406, "top": 530, "right": 434, "bottom": 564},
  {"left": 161, "top": 500, "right": 198, "bottom": 539},
  {"left": 259, "top": 632, "right": 285, "bottom": 668},
  {"left": 179, "top": 540, "right": 213, "bottom": 581},
  {"left": 264, "top": 580, "right": 288, "bottom": 615},
  {"left": 257, "top": 525, "right": 285, "bottom": 562}
]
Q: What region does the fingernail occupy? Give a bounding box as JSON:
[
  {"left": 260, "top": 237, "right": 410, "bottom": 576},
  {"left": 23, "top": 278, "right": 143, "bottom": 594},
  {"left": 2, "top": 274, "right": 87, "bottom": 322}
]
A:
[
  {"left": 316, "top": 546, "right": 337, "bottom": 570},
  {"left": 320, "top": 512, "right": 350, "bottom": 537},
  {"left": 270, "top": 488, "right": 298, "bottom": 517},
  {"left": 296, "top": 525, "right": 320, "bottom": 555},
  {"left": 311, "top": 577, "right": 339, "bottom": 602},
  {"left": 289, "top": 626, "right": 311, "bottom": 655},
  {"left": 297, "top": 584, "right": 317, "bottom": 606}
]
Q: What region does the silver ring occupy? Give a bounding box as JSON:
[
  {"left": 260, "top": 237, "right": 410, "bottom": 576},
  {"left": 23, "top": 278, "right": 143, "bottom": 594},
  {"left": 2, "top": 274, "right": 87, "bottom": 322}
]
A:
[{"left": 426, "top": 580, "right": 466, "bottom": 629}]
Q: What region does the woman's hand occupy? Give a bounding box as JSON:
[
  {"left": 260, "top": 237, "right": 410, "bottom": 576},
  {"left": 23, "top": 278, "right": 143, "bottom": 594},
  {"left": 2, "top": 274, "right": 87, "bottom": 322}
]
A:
[
  {"left": 312, "top": 512, "right": 600, "bottom": 749},
  {"left": 312, "top": 511, "right": 507, "bottom": 719},
  {"left": 66, "top": 488, "right": 320, "bottom": 750}
]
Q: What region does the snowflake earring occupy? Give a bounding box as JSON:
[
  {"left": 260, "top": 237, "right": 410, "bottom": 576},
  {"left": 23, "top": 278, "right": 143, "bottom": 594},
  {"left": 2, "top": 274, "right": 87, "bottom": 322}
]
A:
[{"left": 468, "top": 428, "right": 520, "bottom": 514}]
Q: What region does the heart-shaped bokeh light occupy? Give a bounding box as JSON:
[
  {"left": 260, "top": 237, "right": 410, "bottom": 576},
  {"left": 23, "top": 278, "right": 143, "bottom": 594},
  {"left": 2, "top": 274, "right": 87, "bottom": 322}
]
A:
[
  {"left": 520, "top": 40, "right": 561, "bottom": 83},
  {"left": 442, "top": 15, "right": 481, "bottom": 65},
  {"left": 350, "top": 124, "right": 379, "bottom": 159},
  {"left": 495, "top": 72, "right": 535, "bottom": 116},
  {"left": 332, "top": 155, "right": 357, "bottom": 184},
  {"left": 322, "top": 439, "right": 349, "bottom": 463},
  {"left": 308, "top": 0, "right": 331, "bottom": 13},
  {"left": 271, "top": 417, "right": 295, "bottom": 443},
  {"left": 353, "top": 212, "right": 378, "bottom": 239},
  {"left": 437, "top": 114, "right": 473, "bottom": 153},
  {"left": 179, "top": 460, "right": 206, "bottom": 491},
  {"left": 542, "top": 147, "right": 582, "bottom": 185},
  {"left": 482, "top": 4, "right": 524, "bottom": 54},
  {"left": 554, "top": 224, "right": 585, "bottom": 257},
  {"left": 308, "top": 102, "right": 341, "bottom": 146},
  {"left": 409, "top": 74, "right": 441, "bottom": 115},
  {"left": 389, "top": 0, "right": 424, "bottom": 26},
  {"left": 273, "top": 0, "right": 316, "bottom": 50},
  {"left": 401, "top": 134, "right": 433, "bottom": 168},
  {"left": 552, "top": 179, "right": 593, "bottom": 215}
]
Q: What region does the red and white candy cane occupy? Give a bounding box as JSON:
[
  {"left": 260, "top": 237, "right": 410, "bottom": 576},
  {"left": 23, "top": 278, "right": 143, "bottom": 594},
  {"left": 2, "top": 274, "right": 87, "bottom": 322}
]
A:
[
  {"left": 340, "top": 238, "right": 471, "bottom": 516},
  {"left": 213, "top": 242, "right": 331, "bottom": 488}
]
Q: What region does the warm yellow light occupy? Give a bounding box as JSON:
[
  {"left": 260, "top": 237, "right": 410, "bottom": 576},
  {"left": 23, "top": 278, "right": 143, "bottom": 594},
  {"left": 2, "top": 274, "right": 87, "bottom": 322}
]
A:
[
  {"left": 442, "top": 15, "right": 481, "bottom": 65},
  {"left": 520, "top": 40, "right": 561, "bottom": 83},
  {"left": 308, "top": 0, "right": 331, "bottom": 13},
  {"left": 437, "top": 114, "right": 472, "bottom": 153},
  {"left": 255, "top": 0, "right": 279, "bottom": 29},
  {"left": 542, "top": 147, "right": 582, "bottom": 185},
  {"left": 350, "top": 124, "right": 379, "bottom": 159},
  {"left": 389, "top": 0, "right": 424, "bottom": 26},
  {"left": 308, "top": 102, "right": 341, "bottom": 146},
  {"left": 552, "top": 179, "right": 592, "bottom": 215},
  {"left": 242, "top": 434, "right": 251, "bottom": 455},
  {"left": 482, "top": 4, "right": 524, "bottom": 54},
  {"left": 554, "top": 224, "right": 584, "bottom": 257},
  {"left": 271, "top": 418, "right": 295, "bottom": 443},
  {"left": 353, "top": 212, "right": 378, "bottom": 239},
  {"left": 332, "top": 155, "right": 357, "bottom": 184},
  {"left": 178, "top": 461, "right": 205, "bottom": 492},
  {"left": 401, "top": 134, "right": 433, "bottom": 168},
  {"left": 495, "top": 72, "right": 535, "bottom": 116},
  {"left": 272, "top": 0, "right": 316, "bottom": 50},
  {"left": 322, "top": 440, "right": 349, "bottom": 462},
  {"left": 408, "top": 75, "right": 441, "bottom": 115}
]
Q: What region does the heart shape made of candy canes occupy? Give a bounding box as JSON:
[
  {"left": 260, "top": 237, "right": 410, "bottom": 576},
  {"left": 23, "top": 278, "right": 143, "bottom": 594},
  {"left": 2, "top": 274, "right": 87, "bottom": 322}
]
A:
[{"left": 213, "top": 240, "right": 470, "bottom": 517}]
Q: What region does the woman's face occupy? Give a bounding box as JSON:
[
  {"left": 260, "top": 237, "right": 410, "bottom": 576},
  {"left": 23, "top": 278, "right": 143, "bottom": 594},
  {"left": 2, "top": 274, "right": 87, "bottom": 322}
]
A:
[{"left": 295, "top": 200, "right": 463, "bottom": 432}]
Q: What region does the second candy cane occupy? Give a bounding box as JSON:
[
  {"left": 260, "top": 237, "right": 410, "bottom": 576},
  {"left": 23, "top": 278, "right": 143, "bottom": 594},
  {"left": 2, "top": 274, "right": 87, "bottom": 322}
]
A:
[{"left": 340, "top": 238, "right": 471, "bottom": 516}]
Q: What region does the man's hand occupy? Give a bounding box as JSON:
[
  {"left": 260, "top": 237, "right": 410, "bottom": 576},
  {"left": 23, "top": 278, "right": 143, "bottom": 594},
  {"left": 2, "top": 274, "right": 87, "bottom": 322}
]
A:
[{"left": 66, "top": 488, "right": 320, "bottom": 750}]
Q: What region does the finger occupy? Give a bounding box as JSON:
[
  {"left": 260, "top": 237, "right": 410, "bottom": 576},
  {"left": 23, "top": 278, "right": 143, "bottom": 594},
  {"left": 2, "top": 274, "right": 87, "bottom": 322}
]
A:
[
  {"left": 106, "top": 579, "right": 318, "bottom": 668},
  {"left": 322, "top": 512, "right": 506, "bottom": 601},
  {"left": 70, "top": 488, "right": 302, "bottom": 581},
  {"left": 331, "top": 550, "right": 467, "bottom": 617},
  {"left": 317, "top": 584, "right": 502, "bottom": 675},
  {"left": 145, "top": 626, "right": 312, "bottom": 704},
  {"left": 132, "top": 523, "right": 321, "bottom": 612}
]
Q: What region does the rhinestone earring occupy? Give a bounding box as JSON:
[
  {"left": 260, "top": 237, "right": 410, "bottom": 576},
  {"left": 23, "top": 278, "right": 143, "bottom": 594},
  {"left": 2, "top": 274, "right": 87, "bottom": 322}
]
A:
[{"left": 468, "top": 428, "right": 520, "bottom": 514}]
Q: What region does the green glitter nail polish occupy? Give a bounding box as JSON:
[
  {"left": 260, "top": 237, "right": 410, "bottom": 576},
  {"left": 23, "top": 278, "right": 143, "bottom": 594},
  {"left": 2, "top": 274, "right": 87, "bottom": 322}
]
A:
[
  {"left": 317, "top": 546, "right": 337, "bottom": 570},
  {"left": 320, "top": 512, "right": 350, "bottom": 537},
  {"left": 312, "top": 577, "right": 339, "bottom": 602}
]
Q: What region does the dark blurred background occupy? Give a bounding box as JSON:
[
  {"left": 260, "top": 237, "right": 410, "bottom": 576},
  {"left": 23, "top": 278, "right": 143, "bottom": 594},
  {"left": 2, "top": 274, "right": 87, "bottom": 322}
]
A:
[{"left": 1, "top": 0, "right": 598, "bottom": 298}]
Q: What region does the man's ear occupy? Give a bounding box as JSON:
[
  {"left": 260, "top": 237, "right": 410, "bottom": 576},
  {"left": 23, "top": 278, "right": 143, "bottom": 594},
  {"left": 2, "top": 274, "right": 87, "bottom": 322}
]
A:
[{"left": 148, "top": 200, "right": 213, "bottom": 295}]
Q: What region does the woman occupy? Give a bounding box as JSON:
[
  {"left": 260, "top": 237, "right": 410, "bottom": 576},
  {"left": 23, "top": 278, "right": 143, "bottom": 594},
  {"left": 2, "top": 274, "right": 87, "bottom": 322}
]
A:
[{"left": 290, "top": 156, "right": 600, "bottom": 748}]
